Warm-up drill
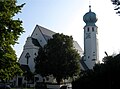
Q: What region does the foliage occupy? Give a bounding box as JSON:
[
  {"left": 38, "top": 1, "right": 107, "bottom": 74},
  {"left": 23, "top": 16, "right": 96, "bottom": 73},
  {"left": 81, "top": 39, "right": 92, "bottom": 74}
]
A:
[
  {"left": 73, "top": 53, "right": 120, "bottom": 89},
  {"left": 35, "top": 33, "right": 81, "bottom": 84},
  {"left": 111, "top": 0, "right": 120, "bottom": 15},
  {"left": 0, "top": 46, "right": 23, "bottom": 80},
  {"left": 0, "top": 0, "right": 24, "bottom": 80},
  {"left": 24, "top": 70, "right": 34, "bottom": 82}
]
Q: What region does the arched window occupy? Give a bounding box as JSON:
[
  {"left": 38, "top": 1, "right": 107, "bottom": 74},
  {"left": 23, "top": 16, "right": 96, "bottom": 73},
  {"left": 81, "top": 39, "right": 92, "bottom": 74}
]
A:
[
  {"left": 92, "top": 27, "right": 94, "bottom": 32},
  {"left": 25, "top": 53, "right": 30, "bottom": 65},
  {"left": 87, "top": 27, "right": 89, "bottom": 32}
]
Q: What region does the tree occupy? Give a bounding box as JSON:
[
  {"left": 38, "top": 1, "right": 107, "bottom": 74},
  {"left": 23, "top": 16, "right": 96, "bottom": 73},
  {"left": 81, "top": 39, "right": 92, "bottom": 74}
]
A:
[
  {"left": 0, "top": 46, "right": 23, "bottom": 81},
  {"left": 111, "top": 0, "right": 120, "bottom": 15},
  {"left": 0, "top": 0, "right": 25, "bottom": 81},
  {"left": 73, "top": 53, "right": 120, "bottom": 89},
  {"left": 35, "top": 33, "right": 81, "bottom": 84}
]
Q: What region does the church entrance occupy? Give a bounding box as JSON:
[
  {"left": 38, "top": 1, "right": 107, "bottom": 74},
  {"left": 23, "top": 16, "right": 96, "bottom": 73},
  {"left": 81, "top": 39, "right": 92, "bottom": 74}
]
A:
[{"left": 18, "top": 77, "right": 23, "bottom": 87}]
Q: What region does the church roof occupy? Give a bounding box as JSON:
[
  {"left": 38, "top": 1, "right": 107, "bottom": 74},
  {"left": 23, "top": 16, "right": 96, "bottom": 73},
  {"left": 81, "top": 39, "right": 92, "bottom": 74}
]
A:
[
  {"left": 37, "top": 25, "right": 55, "bottom": 41},
  {"left": 36, "top": 25, "right": 84, "bottom": 55},
  {"left": 80, "top": 57, "right": 89, "bottom": 70}
]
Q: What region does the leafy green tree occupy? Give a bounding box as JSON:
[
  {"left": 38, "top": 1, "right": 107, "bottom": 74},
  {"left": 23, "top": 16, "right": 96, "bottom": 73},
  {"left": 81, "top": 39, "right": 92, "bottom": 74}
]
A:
[
  {"left": 24, "top": 70, "right": 34, "bottom": 82},
  {"left": 35, "top": 33, "right": 81, "bottom": 84},
  {"left": 73, "top": 53, "right": 120, "bottom": 89},
  {"left": 111, "top": 0, "right": 120, "bottom": 15},
  {"left": 0, "top": 0, "right": 25, "bottom": 81}
]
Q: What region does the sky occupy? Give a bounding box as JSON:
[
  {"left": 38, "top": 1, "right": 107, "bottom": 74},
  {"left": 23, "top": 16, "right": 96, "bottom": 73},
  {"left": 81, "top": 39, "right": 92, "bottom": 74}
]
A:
[{"left": 14, "top": 0, "right": 120, "bottom": 62}]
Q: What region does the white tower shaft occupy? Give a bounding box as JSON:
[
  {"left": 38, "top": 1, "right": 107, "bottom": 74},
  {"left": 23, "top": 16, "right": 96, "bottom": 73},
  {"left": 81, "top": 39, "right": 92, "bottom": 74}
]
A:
[
  {"left": 84, "top": 26, "right": 99, "bottom": 69},
  {"left": 83, "top": 6, "right": 99, "bottom": 69}
]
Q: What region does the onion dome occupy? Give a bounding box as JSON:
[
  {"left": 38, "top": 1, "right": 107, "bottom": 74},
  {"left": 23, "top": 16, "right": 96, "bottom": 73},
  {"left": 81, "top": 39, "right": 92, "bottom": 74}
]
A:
[{"left": 83, "top": 5, "right": 98, "bottom": 26}]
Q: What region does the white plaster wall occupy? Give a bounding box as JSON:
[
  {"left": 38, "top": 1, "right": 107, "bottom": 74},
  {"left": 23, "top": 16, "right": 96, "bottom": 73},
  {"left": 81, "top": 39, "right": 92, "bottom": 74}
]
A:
[
  {"left": 73, "top": 41, "right": 84, "bottom": 56},
  {"left": 19, "top": 37, "right": 39, "bottom": 72},
  {"left": 84, "top": 26, "right": 99, "bottom": 69},
  {"left": 28, "top": 47, "right": 39, "bottom": 72}
]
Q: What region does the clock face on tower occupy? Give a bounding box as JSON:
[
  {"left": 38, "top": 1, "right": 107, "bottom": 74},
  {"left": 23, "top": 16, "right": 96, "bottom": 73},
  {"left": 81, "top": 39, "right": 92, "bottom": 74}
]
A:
[{"left": 86, "top": 33, "right": 91, "bottom": 39}]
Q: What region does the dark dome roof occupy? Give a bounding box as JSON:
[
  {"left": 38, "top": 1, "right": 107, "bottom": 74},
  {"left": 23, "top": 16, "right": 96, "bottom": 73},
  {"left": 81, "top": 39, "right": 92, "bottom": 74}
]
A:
[{"left": 83, "top": 6, "right": 97, "bottom": 26}]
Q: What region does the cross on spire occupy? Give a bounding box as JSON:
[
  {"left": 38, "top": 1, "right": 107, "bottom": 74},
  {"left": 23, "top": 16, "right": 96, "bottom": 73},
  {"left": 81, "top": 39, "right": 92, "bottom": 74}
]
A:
[
  {"left": 89, "top": 0, "right": 91, "bottom": 12},
  {"left": 89, "top": 5, "right": 91, "bottom": 12}
]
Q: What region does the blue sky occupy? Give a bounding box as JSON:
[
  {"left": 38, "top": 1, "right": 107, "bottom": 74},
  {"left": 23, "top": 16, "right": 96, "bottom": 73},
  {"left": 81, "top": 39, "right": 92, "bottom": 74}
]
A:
[{"left": 14, "top": 0, "right": 120, "bottom": 61}]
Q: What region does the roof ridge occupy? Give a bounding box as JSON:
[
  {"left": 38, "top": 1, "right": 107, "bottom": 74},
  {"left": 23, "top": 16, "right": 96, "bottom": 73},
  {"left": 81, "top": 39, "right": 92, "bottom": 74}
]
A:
[{"left": 37, "top": 24, "right": 56, "bottom": 34}]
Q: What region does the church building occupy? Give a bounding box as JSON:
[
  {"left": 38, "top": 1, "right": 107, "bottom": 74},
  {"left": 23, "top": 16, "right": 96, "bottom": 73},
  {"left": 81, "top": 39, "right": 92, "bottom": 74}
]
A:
[{"left": 16, "top": 5, "right": 100, "bottom": 87}]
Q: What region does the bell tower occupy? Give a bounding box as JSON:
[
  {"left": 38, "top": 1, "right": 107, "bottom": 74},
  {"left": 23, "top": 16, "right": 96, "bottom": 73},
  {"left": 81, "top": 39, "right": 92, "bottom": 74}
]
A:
[{"left": 83, "top": 5, "right": 99, "bottom": 69}]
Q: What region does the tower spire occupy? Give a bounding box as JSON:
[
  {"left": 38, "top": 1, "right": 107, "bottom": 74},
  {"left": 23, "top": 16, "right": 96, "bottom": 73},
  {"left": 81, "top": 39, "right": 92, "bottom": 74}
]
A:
[{"left": 89, "top": 0, "right": 91, "bottom": 12}]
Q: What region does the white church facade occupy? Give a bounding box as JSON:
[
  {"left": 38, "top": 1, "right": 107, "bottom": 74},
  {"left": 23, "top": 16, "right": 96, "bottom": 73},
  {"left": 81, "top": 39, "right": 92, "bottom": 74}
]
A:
[
  {"left": 16, "top": 6, "right": 100, "bottom": 87},
  {"left": 19, "top": 25, "right": 84, "bottom": 73}
]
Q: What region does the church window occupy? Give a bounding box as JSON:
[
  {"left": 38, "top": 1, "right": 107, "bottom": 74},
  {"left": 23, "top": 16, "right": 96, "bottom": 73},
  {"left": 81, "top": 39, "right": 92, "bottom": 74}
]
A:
[
  {"left": 93, "top": 52, "right": 95, "bottom": 56},
  {"left": 87, "top": 27, "right": 89, "bottom": 32},
  {"left": 25, "top": 53, "right": 30, "bottom": 65},
  {"left": 92, "top": 59, "right": 96, "bottom": 61},
  {"left": 92, "top": 27, "right": 94, "bottom": 32},
  {"left": 34, "top": 53, "right": 36, "bottom": 55},
  {"left": 88, "top": 56, "right": 90, "bottom": 59}
]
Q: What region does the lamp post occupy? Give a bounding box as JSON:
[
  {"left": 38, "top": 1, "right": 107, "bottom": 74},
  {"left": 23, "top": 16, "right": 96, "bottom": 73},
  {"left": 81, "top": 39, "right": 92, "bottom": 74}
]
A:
[{"left": 25, "top": 53, "right": 30, "bottom": 88}]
